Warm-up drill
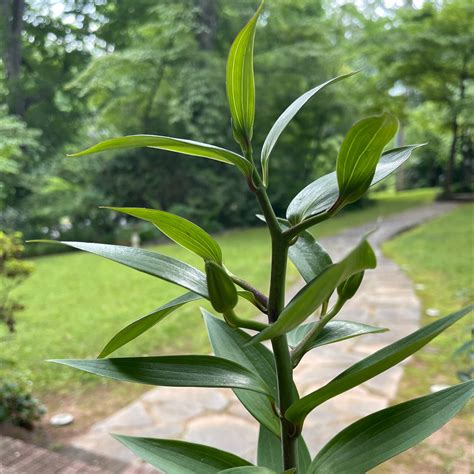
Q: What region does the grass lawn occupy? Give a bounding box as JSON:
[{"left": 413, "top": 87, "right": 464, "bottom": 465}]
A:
[
  {"left": 1, "top": 188, "right": 437, "bottom": 405},
  {"left": 378, "top": 204, "right": 473, "bottom": 473}
]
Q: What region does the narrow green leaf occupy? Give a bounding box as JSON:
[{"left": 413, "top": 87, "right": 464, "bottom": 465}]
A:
[
  {"left": 220, "top": 468, "right": 276, "bottom": 473},
  {"left": 286, "top": 305, "right": 473, "bottom": 427},
  {"left": 257, "top": 426, "right": 283, "bottom": 472},
  {"left": 286, "top": 145, "right": 423, "bottom": 223},
  {"left": 68, "top": 134, "right": 252, "bottom": 176},
  {"left": 296, "top": 437, "right": 311, "bottom": 474},
  {"left": 105, "top": 207, "right": 222, "bottom": 263},
  {"left": 114, "top": 435, "right": 251, "bottom": 473},
  {"left": 224, "top": 467, "right": 294, "bottom": 473},
  {"left": 98, "top": 292, "right": 201, "bottom": 358},
  {"left": 257, "top": 425, "right": 311, "bottom": 473},
  {"left": 288, "top": 231, "right": 332, "bottom": 283},
  {"left": 30, "top": 240, "right": 209, "bottom": 297},
  {"left": 336, "top": 113, "right": 398, "bottom": 207},
  {"left": 203, "top": 310, "right": 280, "bottom": 436},
  {"left": 287, "top": 320, "right": 388, "bottom": 352},
  {"left": 97, "top": 290, "right": 261, "bottom": 359},
  {"left": 308, "top": 381, "right": 474, "bottom": 473},
  {"left": 251, "top": 239, "right": 376, "bottom": 343},
  {"left": 226, "top": 2, "right": 264, "bottom": 149},
  {"left": 51, "top": 355, "right": 271, "bottom": 395},
  {"left": 261, "top": 72, "right": 357, "bottom": 185}
]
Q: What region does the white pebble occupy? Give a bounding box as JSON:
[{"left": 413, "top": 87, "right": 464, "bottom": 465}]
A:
[{"left": 49, "top": 413, "right": 74, "bottom": 426}]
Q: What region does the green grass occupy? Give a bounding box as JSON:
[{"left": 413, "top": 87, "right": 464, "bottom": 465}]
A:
[
  {"left": 1, "top": 188, "right": 437, "bottom": 397},
  {"left": 378, "top": 204, "right": 473, "bottom": 473},
  {"left": 383, "top": 203, "right": 473, "bottom": 398}
]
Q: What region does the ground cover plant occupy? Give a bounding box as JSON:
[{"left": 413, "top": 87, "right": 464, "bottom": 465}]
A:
[{"left": 33, "top": 4, "right": 472, "bottom": 472}]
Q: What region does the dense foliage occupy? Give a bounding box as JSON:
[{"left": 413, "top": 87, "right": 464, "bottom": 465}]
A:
[
  {"left": 36, "top": 4, "right": 472, "bottom": 471},
  {"left": 1, "top": 0, "right": 472, "bottom": 247},
  {"left": 0, "top": 379, "right": 46, "bottom": 429},
  {"left": 0, "top": 231, "right": 33, "bottom": 332}
]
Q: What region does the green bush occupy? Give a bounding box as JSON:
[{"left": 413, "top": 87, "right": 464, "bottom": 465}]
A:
[
  {"left": 0, "top": 231, "right": 34, "bottom": 332},
  {"left": 0, "top": 379, "right": 46, "bottom": 430}
]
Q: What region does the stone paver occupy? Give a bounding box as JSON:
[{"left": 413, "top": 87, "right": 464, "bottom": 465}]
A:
[
  {"left": 0, "top": 435, "right": 117, "bottom": 473},
  {"left": 67, "top": 203, "right": 455, "bottom": 469}
]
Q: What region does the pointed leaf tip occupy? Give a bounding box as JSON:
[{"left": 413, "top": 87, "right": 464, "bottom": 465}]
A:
[
  {"left": 40, "top": 240, "right": 209, "bottom": 297},
  {"left": 226, "top": 2, "right": 264, "bottom": 151},
  {"left": 308, "top": 381, "right": 474, "bottom": 473},
  {"left": 50, "top": 356, "right": 272, "bottom": 395},
  {"left": 336, "top": 113, "right": 399, "bottom": 208},
  {"left": 67, "top": 135, "right": 252, "bottom": 176},
  {"left": 261, "top": 72, "right": 358, "bottom": 186},
  {"left": 286, "top": 305, "right": 473, "bottom": 427},
  {"left": 103, "top": 207, "right": 222, "bottom": 263},
  {"left": 287, "top": 144, "right": 421, "bottom": 223},
  {"left": 113, "top": 436, "right": 252, "bottom": 472},
  {"left": 251, "top": 238, "right": 376, "bottom": 343},
  {"left": 98, "top": 292, "right": 202, "bottom": 358}
]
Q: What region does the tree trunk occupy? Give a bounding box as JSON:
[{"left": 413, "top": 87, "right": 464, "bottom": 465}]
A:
[
  {"left": 444, "top": 116, "right": 458, "bottom": 196},
  {"left": 395, "top": 122, "right": 406, "bottom": 191},
  {"left": 460, "top": 126, "right": 473, "bottom": 192},
  {"left": 195, "top": 0, "right": 217, "bottom": 51},
  {"left": 444, "top": 56, "right": 468, "bottom": 196},
  {"left": 0, "top": 0, "right": 25, "bottom": 116}
]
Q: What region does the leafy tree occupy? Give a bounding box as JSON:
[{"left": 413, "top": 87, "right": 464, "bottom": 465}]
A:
[
  {"left": 0, "top": 68, "right": 42, "bottom": 229},
  {"left": 0, "top": 1, "right": 108, "bottom": 238},
  {"left": 0, "top": 102, "right": 41, "bottom": 212},
  {"left": 69, "top": 0, "right": 354, "bottom": 229},
  {"left": 2, "top": 0, "right": 471, "bottom": 245},
  {"left": 351, "top": 0, "right": 473, "bottom": 194}
]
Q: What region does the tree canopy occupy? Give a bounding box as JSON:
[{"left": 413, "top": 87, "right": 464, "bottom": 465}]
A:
[{"left": 0, "top": 0, "right": 471, "bottom": 248}]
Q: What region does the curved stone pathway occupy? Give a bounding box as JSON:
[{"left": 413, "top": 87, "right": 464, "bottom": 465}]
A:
[{"left": 69, "top": 203, "right": 456, "bottom": 472}]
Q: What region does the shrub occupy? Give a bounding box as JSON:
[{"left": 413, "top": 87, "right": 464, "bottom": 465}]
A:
[
  {"left": 0, "top": 379, "right": 46, "bottom": 430},
  {"left": 0, "top": 231, "right": 34, "bottom": 332},
  {"left": 35, "top": 3, "right": 472, "bottom": 472}
]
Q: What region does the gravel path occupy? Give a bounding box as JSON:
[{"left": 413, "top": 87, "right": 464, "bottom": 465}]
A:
[{"left": 68, "top": 202, "right": 456, "bottom": 472}]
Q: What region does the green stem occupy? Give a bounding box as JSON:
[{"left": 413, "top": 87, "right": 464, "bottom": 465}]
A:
[
  {"left": 268, "top": 231, "right": 298, "bottom": 469},
  {"left": 284, "top": 212, "right": 331, "bottom": 240},
  {"left": 272, "top": 333, "right": 298, "bottom": 468},
  {"left": 291, "top": 296, "right": 346, "bottom": 367},
  {"left": 228, "top": 273, "right": 269, "bottom": 311},
  {"left": 250, "top": 167, "right": 298, "bottom": 470},
  {"left": 254, "top": 184, "right": 282, "bottom": 237},
  {"left": 223, "top": 308, "right": 268, "bottom": 332}
]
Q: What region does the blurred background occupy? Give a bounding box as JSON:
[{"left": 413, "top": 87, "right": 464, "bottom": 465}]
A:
[
  {"left": 0, "top": 1, "right": 472, "bottom": 473},
  {"left": 1, "top": 0, "right": 472, "bottom": 247}
]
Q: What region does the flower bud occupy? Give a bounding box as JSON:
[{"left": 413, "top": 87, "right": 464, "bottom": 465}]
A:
[
  {"left": 337, "top": 271, "right": 364, "bottom": 301},
  {"left": 205, "top": 261, "right": 238, "bottom": 313}
]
